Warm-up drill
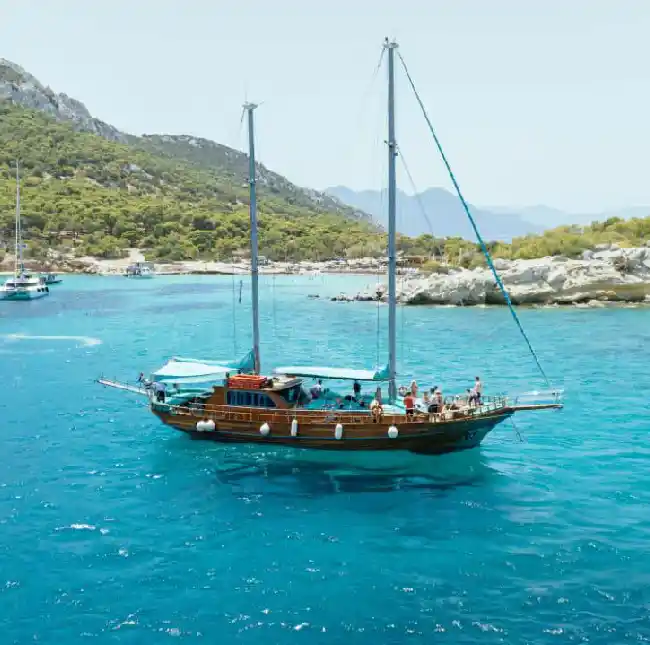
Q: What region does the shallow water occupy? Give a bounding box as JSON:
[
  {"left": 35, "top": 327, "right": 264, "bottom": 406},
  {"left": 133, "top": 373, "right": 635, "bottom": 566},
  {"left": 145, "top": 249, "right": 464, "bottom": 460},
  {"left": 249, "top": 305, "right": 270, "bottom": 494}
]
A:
[{"left": 1, "top": 275, "right": 649, "bottom": 643}]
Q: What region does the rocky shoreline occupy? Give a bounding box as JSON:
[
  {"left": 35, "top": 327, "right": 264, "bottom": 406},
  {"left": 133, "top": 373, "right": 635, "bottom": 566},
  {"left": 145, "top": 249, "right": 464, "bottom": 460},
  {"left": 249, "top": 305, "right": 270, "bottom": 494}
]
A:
[
  {"left": 333, "top": 246, "right": 650, "bottom": 307},
  {"left": 0, "top": 250, "right": 392, "bottom": 277},
  {"left": 5, "top": 246, "right": 650, "bottom": 308}
]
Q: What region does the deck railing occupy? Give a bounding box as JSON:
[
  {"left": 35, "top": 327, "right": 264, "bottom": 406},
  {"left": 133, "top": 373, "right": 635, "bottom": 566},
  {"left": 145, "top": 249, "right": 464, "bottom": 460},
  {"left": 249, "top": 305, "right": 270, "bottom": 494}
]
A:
[{"left": 154, "top": 394, "right": 510, "bottom": 426}]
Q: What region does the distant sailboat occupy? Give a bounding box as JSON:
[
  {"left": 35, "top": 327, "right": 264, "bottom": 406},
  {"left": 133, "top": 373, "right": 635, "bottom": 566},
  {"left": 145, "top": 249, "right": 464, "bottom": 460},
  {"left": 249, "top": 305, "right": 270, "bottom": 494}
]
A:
[
  {"left": 0, "top": 162, "right": 50, "bottom": 301},
  {"left": 100, "top": 42, "right": 562, "bottom": 456}
]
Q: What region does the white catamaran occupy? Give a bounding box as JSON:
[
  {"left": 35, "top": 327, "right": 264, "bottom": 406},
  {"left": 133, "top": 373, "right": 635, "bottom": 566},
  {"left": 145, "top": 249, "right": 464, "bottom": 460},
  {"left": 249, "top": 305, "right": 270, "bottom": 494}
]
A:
[{"left": 0, "top": 162, "right": 50, "bottom": 301}]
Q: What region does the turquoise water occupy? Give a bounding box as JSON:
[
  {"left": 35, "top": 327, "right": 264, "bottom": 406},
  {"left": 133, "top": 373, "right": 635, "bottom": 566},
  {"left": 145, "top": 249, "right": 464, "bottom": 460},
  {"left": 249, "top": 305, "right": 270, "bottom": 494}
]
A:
[{"left": 1, "top": 275, "right": 649, "bottom": 643}]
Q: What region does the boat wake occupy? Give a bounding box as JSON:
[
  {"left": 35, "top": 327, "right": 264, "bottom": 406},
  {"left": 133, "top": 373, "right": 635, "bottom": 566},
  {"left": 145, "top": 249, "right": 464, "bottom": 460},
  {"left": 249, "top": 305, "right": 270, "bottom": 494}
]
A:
[{"left": 2, "top": 333, "right": 102, "bottom": 347}]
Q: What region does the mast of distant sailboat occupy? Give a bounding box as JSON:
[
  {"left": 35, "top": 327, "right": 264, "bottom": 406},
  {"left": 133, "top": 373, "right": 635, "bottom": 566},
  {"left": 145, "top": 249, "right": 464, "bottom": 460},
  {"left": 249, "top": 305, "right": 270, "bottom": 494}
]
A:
[
  {"left": 385, "top": 38, "right": 398, "bottom": 403},
  {"left": 14, "top": 161, "right": 24, "bottom": 277},
  {"left": 244, "top": 102, "right": 261, "bottom": 375}
]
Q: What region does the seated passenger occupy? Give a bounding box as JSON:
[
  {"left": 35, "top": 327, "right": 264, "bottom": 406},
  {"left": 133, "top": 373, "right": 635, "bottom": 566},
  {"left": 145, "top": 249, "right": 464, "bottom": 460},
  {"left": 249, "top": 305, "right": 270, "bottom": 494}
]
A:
[{"left": 370, "top": 387, "right": 383, "bottom": 422}]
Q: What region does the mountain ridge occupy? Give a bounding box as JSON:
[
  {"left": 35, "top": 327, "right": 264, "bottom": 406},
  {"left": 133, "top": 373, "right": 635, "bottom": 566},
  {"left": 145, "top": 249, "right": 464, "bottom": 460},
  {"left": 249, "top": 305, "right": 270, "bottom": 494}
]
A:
[
  {"left": 0, "top": 58, "right": 380, "bottom": 263},
  {"left": 325, "top": 185, "right": 544, "bottom": 241},
  {"left": 0, "top": 57, "right": 369, "bottom": 225}
]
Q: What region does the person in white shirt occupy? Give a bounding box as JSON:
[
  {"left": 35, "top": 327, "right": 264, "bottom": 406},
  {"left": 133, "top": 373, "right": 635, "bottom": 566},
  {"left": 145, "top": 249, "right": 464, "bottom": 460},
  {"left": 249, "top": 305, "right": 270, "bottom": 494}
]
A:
[
  {"left": 470, "top": 376, "right": 483, "bottom": 405},
  {"left": 310, "top": 379, "right": 323, "bottom": 400}
]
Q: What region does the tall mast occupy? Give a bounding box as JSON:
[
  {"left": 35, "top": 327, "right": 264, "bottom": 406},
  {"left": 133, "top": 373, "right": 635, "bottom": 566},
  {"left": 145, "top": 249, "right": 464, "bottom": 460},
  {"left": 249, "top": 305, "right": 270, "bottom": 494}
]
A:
[
  {"left": 244, "top": 102, "right": 261, "bottom": 374},
  {"left": 385, "top": 38, "right": 398, "bottom": 402},
  {"left": 15, "top": 161, "right": 22, "bottom": 276}
]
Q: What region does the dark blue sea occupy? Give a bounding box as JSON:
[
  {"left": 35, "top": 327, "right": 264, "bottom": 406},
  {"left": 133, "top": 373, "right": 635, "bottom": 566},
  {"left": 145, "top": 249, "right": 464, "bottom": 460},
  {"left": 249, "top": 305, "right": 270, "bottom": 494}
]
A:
[{"left": 1, "top": 274, "right": 649, "bottom": 643}]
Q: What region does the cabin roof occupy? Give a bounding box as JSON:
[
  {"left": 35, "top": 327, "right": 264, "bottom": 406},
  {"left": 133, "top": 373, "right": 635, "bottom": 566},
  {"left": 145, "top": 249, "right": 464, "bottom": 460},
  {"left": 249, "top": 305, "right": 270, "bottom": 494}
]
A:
[{"left": 263, "top": 376, "right": 302, "bottom": 391}]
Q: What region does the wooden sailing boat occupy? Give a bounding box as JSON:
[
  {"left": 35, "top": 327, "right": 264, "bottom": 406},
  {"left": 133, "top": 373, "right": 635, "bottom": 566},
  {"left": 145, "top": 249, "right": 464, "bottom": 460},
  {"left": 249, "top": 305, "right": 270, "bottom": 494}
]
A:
[
  {"left": 0, "top": 162, "right": 50, "bottom": 301},
  {"left": 99, "top": 41, "right": 561, "bottom": 455}
]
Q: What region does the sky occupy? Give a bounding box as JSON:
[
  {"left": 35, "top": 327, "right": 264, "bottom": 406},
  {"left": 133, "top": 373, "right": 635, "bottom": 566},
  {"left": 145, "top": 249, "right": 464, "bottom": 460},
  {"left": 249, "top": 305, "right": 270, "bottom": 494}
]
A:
[{"left": 1, "top": 0, "right": 649, "bottom": 212}]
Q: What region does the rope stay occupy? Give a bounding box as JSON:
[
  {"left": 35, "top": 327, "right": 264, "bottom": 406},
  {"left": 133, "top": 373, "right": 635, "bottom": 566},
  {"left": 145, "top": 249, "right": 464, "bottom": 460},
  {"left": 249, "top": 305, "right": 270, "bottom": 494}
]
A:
[
  {"left": 398, "top": 147, "right": 437, "bottom": 240},
  {"left": 397, "top": 52, "right": 551, "bottom": 388}
]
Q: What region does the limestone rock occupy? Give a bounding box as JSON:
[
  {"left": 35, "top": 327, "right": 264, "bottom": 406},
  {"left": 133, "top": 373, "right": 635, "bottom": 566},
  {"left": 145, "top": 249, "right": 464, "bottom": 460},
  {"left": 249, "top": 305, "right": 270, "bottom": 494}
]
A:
[{"left": 386, "top": 247, "right": 650, "bottom": 306}]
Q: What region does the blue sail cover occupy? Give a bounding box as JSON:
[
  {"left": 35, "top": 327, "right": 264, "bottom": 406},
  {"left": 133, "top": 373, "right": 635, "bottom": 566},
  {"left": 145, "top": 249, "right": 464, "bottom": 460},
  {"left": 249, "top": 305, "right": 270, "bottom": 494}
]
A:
[
  {"left": 151, "top": 349, "right": 255, "bottom": 385},
  {"left": 272, "top": 364, "right": 390, "bottom": 381}
]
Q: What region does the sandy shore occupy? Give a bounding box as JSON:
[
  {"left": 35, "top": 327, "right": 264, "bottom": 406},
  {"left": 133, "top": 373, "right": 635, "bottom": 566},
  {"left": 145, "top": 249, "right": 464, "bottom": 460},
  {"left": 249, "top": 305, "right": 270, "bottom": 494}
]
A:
[{"left": 2, "top": 249, "right": 395, "bottom": 277}]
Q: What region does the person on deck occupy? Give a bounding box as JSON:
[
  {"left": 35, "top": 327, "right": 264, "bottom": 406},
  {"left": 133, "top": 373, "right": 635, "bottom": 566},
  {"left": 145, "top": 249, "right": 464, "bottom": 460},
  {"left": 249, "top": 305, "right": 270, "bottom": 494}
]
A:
[
  {"left": 410, "top": 380, "right": 418, "bottom": 397},
  {"left": 469, "top": 377, "right": 483, "bottom": 406},
  {"left": 310, "top": 379, "right": 323, "bottom": 400},
  {"left": 474, "top": 376, "right": 483, "bottom": 404},
  {"left": 137, "top": 372, "right": 152, "bottom": 388},
  {"left": 403, "top": 390, "right": 416, "bottom": 418},
  {"left": 153, "top": 381, "right": 166, "bottom": 403},
  {"left": 370, "top": 387, "right": 383, "bottom": 423},
  {"left": 353, "top": 380, "right": 361, "bottom": 401},
  {"left": 427, "top": 387, "right": 439, "bottom": 414},
  {"left": 430, "top": 388, "right": 443, "bottom": 417}
]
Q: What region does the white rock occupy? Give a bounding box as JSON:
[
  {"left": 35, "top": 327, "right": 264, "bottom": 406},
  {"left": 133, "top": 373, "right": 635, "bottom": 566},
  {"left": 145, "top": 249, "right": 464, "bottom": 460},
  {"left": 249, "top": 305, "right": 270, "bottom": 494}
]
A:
[{"left": 384, "top": 248, "right": 650, "bottom": 306}]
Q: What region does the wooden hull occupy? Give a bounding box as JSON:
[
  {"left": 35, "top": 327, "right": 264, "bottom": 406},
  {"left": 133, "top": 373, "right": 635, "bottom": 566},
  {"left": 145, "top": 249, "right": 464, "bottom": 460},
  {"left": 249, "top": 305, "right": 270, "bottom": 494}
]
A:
[{"left": 152, "top": 407, "right": 513, "bottom": 455}]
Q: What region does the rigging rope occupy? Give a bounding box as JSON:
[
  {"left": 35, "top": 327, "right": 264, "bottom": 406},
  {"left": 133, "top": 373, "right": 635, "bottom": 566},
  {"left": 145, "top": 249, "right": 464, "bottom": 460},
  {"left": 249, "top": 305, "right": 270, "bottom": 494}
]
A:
[
  {"left": 398, "top": 148, "right": 436, "bottom": 239},
  {"left": 397, "top": 52, "right": 551, "bottom": 388}
]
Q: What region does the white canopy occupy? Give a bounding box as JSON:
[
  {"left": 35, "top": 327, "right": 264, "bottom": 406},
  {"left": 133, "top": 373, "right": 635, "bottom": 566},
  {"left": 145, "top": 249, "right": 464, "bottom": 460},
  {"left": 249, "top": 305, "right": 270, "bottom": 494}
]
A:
[
  {"left": 152, "top": 359, "right": 232, "bottom": 385},
  {"left": 272, "top": 365, "right": 389, "bottom": 381}
]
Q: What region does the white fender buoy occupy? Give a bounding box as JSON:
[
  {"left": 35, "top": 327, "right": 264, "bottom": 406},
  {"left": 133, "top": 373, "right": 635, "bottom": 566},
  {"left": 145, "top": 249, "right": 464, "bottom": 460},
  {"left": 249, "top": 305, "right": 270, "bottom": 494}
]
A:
[
  {"left": 196, "top": 419, "right": 215, "bottom": 432},
  {"left": 388, "top": 425, "right": 399, "bottom": 439},
  {"left": 260, "top": 422, "right": 270, "bottom": 437},
  {"left": 291, "top": 419, "right": 299, "bottom": 437},
  {"left": 334, "top": 423, "right": 343, "bottom": 440}
]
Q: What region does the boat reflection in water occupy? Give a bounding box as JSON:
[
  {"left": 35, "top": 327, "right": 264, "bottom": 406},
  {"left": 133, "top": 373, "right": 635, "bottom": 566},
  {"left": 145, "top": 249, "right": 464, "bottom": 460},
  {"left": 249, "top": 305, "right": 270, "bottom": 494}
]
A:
[{"left": 211, "top": 443, "right": 500, "bottom": 496}]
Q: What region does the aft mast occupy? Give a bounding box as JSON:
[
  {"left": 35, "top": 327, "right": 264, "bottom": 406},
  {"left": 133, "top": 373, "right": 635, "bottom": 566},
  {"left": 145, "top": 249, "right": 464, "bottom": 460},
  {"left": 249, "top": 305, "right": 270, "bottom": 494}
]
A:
[
  {"left": 385, "top": 38, "right": 399, "bottom": 403},
  {"left": 244, "top": 102, "right": 261, "bottom": 374}
]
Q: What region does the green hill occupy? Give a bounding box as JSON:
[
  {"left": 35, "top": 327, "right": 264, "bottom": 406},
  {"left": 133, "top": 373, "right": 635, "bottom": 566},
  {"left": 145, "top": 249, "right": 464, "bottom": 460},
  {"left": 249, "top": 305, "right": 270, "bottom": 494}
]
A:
[
  {"left": 0, "top": 101, "right": 648, "bottom": 269},
  {"left": 397, "top": 218, "right": 650, "bottom": 272},
  {"left": 0, "top": 102, "right": 379, "bottom": 262}
]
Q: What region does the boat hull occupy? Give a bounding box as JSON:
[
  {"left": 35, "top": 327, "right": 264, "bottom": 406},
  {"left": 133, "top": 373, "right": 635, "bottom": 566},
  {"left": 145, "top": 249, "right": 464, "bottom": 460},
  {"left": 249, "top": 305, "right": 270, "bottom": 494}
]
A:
[{"left": 152, "top": 407, "right": 512, "bottom": 455}]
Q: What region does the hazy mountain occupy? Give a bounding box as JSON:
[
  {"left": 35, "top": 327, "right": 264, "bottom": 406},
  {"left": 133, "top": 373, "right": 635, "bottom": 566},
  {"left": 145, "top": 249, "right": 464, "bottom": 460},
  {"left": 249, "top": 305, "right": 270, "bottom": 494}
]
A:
[{"left": 326, "top": 186, "right": 543, "bottom": 241}]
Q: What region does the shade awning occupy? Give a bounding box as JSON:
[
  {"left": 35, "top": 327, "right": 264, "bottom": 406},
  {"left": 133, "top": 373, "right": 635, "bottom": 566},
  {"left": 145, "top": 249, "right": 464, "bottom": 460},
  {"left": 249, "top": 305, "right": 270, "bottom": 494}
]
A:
[
  {"left": 151, "top": 359, "right": 231, "bottom": 384},
  {"left": 151, "top": 349, "right": 255, "bottom": 384},
  {"left": 272, "top": 365, "right": 390, "bottom": 381}
]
